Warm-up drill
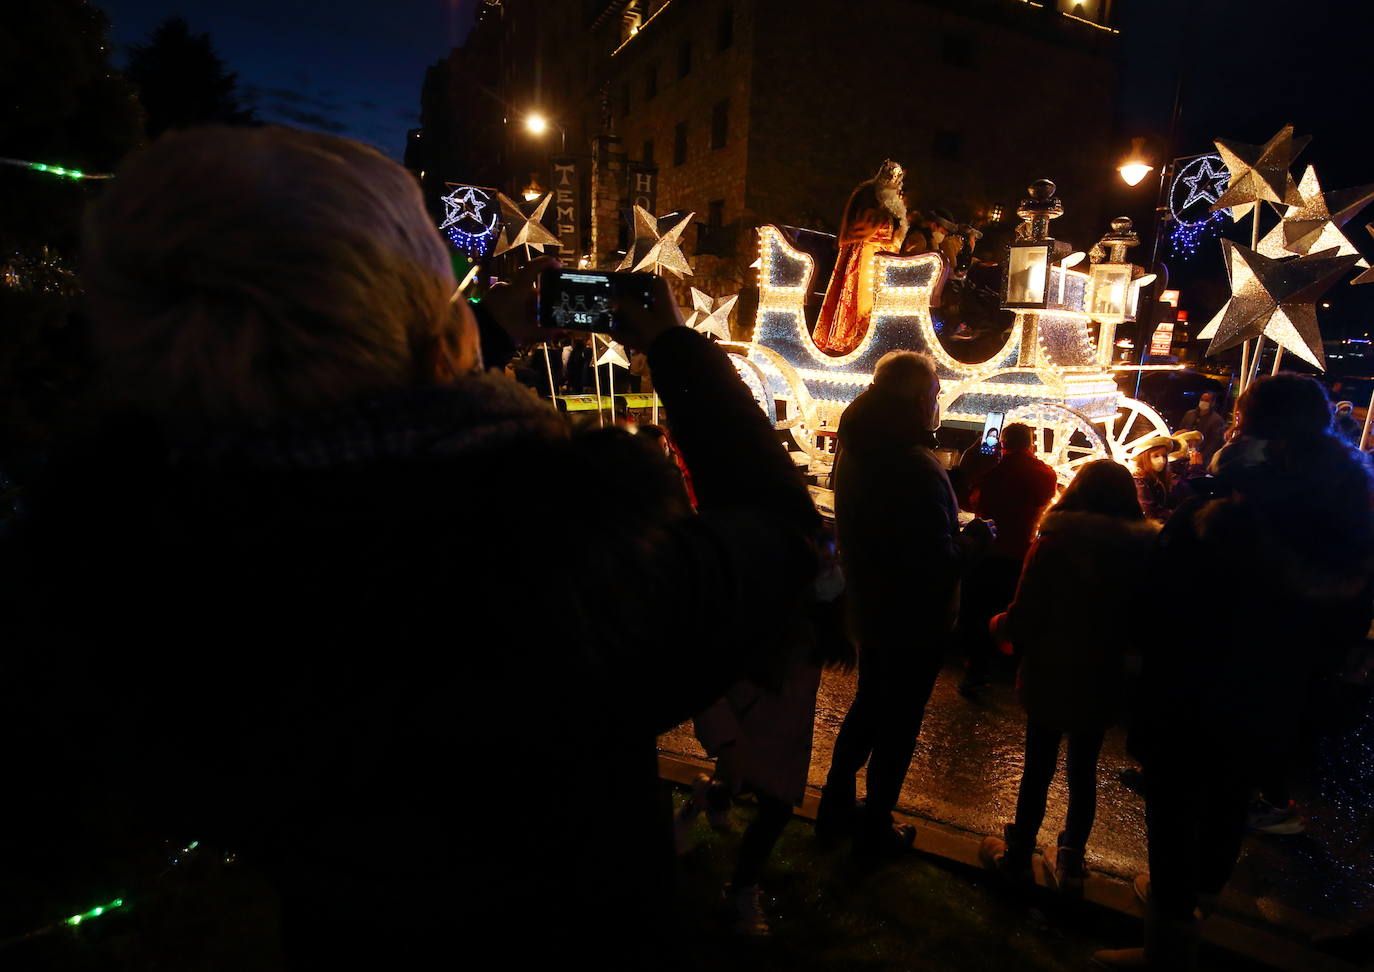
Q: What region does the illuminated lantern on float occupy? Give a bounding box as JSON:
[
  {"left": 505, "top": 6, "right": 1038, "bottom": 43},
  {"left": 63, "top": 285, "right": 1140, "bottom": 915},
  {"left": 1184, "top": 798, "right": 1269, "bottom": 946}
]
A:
[{"left": 724, "top": 177, "right": 1173, "bottom": 489}]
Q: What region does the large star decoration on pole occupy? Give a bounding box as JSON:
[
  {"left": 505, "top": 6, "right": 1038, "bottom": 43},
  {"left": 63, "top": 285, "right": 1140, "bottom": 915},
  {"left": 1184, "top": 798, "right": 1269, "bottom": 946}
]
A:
[
  {"left": 1210, "top": 125, "right": 1310, "bottom": 222},
  {"left": 1199, "top": 240, "right": 1359, "bottom": 369},
  {"left": 1180, "top": 156, "right": 1230, "bottom": 210},
  {"left": 493, "top": 191, "right": 562, "bottom": 261},
  {"left": 685, "top": 288, "right": 738, "bottom": 341},
  {"left": 1256, "top": 166, "right": 1374, "bottom": 267},
  {"left": 617, "top": 205, "right": 695, "bottom": 278},
  {"left": 594, "top": 336, "right": 630, "bottom": 369}
]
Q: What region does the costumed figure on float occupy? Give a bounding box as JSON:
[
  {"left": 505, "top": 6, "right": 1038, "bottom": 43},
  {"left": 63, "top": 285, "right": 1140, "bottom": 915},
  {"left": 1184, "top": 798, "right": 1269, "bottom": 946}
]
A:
[
  {"left": 723, "top": 174, "right": 1173, "bottom": 496},
  {"left": 812, "top": 160, "right": 909, "bottom": 355}
]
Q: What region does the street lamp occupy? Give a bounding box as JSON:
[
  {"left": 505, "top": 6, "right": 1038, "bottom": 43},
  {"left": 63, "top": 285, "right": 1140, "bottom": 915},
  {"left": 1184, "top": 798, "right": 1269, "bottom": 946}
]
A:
[
  {"left": 1118, "top": 161, "right": 1154, "bottom": 187},
  {"left": 524, "top": 111, "right": 566, "bottom": 153}
]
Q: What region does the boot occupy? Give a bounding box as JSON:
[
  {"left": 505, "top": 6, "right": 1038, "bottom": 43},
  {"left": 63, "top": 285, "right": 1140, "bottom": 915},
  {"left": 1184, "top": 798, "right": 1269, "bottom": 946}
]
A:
[
  {"left": 978, "top": 823, "right": 1033, "bottom": 882},
  {"left": 1044, "top": 831, "right": 1087, "bottom": 894}
]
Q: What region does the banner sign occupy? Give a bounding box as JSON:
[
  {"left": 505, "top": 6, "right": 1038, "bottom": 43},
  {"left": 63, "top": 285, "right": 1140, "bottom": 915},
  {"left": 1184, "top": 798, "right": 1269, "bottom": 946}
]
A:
[{"left": 549, "top": 155, "right": 581, "bottom": 257}]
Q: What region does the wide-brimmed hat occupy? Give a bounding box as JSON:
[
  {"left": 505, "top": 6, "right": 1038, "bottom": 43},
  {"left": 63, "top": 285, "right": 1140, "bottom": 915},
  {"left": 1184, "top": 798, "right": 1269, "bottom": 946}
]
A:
[
  {"left": 1132, "top": 435, "right": 1175, "bottom": 460},
  {"left": 1170, "top": 429, "right": 1203, "bottom": 459},
  {"left": 929, "top": 208, "right": 958, "bottom": 232}
]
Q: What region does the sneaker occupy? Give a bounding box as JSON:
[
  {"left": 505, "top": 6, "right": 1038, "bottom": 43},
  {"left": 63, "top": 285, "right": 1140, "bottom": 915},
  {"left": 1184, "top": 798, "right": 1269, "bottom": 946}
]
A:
[
  {"left": 722, "top": 883, "right": 771, "bottom": 937},
  {"left": 1246, "top": 799, "right": 1305, "bottom": 835}
]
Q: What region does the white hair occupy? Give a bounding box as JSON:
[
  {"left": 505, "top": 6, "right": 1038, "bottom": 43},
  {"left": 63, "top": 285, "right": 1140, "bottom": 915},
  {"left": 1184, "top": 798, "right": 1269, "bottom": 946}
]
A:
[{"left": 83, "top": 125, "right": 460, "bottom": 427}]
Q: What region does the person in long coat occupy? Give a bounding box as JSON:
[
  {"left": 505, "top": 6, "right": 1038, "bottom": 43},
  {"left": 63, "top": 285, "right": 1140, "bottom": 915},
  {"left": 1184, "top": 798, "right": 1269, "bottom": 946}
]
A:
[
  {"left": 816, "top": 351, "right": 994, "bottom": 859},
  {"left": 0, "top": 125, "right": 822, "bottom": 970}
]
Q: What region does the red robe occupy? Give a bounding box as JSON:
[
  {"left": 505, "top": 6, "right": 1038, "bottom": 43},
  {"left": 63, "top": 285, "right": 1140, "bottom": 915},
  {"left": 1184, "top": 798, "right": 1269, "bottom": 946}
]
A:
[{"left": 813, "top": 183, "right": 901, "bottom": 355}]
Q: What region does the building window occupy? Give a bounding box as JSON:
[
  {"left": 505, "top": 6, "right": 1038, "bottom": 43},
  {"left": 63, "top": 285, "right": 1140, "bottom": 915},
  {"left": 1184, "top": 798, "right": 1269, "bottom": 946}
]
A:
[
  {"left": 678, "top": 41, "right": 692, "bottom": 78},
  {"left": 708, "top": 199, "right": 725, "bottom": 228},
  {"left": 646, "top": 61, "right": 658, "bottom": 100},
  {"left": 717, "top": 6, "right": 733, "bottom": 50},
  {"left": 710, "top": 99, "right": 729, "bottom": 149},
  {"left": 620, "top": 83, "right": 631, "bottom": 117},
  {"left": 989, "top": 204, "right": 1005, "bottom": 223},
  {"left": 642, "top": 138, "right": 654, "bottom": 163},
  {"left": 942, "top": 33, "right": 974, "bottom": 69},
  {"left": 674, "top": 121, "right": 688, "bottom": 166},
  {"left": 932, "top": 129, "right": 961, "bottom": 161}
]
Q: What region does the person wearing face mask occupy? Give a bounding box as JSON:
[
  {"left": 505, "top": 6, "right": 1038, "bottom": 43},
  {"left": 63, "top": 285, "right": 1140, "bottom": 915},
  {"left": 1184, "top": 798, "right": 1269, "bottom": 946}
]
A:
[
  {"left": 816, "top": 351, "right": 996, "bottom": 861},
  {"left": 1132, "top": 436, "right": 1178, "bottom": 523},
  {"left": 1332, "top": 400, "right": 1361, "bottom": 447},
  {"left": 1177, "top": 392, "right": 1226, "bottom": 464}
]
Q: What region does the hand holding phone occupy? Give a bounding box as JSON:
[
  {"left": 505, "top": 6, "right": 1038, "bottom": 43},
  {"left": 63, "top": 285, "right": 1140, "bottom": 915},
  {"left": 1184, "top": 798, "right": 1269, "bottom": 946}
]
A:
[{"left": 536, "top": 268, "right": 657, "bottom": 335}]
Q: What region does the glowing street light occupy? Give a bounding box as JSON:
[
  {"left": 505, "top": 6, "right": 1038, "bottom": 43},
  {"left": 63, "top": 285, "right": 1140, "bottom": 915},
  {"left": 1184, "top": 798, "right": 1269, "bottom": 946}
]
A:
[
  {"left": 523, "top": 111, "right": 565, "bottom": 152},
  {"left": 1118, "top": 161, "right": 1154, "bottom": 187}
]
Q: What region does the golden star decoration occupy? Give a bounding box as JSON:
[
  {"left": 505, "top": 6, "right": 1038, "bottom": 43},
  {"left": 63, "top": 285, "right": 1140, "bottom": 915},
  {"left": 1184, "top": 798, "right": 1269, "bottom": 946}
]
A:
[
  {"left": 593, "top": 336, "right": 629, "bottom": 369},
  {"left": 686, "top": 288, "right": 738, "bottom": 341},
  {"left": 1353, "top": 224, "right": 1374, "bottom": 285},
  {"left": 493, "top": 191, "right": 562, "bottom": 260},
  {"left": 1256, "top": 166, "right": 1374, "bottom": 267},
  {"left": 1200, "top": 240, "right": 1359, "bottom": 370},
  {"left": 1210, "top": 125, "right": 1310, "bottom": 222},
  {"left": 616, "top": 205, "right": 695, "bottom": 278}
]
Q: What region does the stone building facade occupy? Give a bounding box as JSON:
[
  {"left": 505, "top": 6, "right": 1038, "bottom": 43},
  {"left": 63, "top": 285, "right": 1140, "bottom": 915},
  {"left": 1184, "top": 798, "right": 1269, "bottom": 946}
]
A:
[{"left": 409, "top": 0, "right": 1124, "bottom": 328}]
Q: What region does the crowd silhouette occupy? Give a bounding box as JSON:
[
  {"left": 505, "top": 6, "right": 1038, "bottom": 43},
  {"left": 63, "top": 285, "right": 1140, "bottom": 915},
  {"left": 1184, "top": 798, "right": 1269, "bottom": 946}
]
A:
[{"left": 2, "top": 126, "right": 1372, "bottom": 971}]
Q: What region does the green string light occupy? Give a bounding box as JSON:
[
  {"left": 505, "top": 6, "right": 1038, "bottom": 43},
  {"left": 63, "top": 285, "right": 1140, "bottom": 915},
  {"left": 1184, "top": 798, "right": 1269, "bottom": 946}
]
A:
[
  {"left": 64, "top": 897, "right": 124, "bottom": 927},
  {"left": 0, "top": 157, "right": 110, "bottom": 181}
]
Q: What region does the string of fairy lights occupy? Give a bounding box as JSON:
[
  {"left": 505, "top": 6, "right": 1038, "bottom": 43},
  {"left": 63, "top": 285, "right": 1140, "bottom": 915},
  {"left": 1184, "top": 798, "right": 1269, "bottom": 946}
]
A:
[{"left": 0, "top": 157, "right": 115, "bottom": 181}]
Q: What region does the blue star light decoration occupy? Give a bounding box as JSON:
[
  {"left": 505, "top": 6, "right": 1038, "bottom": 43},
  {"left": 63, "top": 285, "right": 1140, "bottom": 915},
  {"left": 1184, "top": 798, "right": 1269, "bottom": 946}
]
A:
[
  {"left": 438, "top": 185, "right": 500, "bottom": 258},
  {"left": 1168, "top": 154, "right": 1231, "bottom": 260}
]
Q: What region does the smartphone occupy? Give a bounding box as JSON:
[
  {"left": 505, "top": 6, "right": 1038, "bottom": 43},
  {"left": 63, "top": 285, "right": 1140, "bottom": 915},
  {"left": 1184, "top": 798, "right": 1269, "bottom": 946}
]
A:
[
  {"left": 979, "top": 411, "right": 1005, "bottom": 455},
  {"left": 536, "top": 268, "right": 656, "bottom": 334}
]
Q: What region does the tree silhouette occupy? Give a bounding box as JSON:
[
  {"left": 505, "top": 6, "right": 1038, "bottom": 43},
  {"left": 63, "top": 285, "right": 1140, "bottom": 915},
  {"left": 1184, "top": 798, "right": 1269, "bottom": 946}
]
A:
[
  {"left": 0, "top": 0, "right": 144, "bottom": 251},
  {"left": 125, "top": 16, "right": 256, "bottom": 139}
]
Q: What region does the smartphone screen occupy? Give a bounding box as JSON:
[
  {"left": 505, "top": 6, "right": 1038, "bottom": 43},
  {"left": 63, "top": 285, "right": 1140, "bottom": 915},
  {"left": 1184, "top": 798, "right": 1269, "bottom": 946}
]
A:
[
  {"left": 979, "top": 412, "right": 1005, "bottom": 455},
  {"left": 536, "top": 269, "right": 655, "bottom": 334}
]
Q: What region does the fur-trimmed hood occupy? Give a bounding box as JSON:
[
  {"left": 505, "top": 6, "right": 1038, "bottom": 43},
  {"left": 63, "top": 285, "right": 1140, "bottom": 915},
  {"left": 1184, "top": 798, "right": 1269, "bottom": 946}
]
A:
[{"left": 1036, "top": 510, "right": 1160, "bottom": 550}]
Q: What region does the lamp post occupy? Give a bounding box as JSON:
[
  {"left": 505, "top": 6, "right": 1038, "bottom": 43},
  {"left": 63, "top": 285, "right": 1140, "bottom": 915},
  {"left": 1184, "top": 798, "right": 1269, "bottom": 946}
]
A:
[{"left": 525, "top": 111, "right": 566, "bottom": 153}]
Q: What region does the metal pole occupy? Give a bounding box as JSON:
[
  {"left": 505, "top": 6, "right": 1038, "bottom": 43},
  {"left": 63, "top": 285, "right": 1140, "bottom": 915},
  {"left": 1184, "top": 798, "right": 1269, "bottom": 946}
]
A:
[
  {"left": 1270, "top": 347, "right": 1284, "bottom": 375},
  {"left": 541, "top": 343, "right": 558, "bottom": 401},
  {"left": 591, "top": 335, "right": 605, "bottom": 428}
]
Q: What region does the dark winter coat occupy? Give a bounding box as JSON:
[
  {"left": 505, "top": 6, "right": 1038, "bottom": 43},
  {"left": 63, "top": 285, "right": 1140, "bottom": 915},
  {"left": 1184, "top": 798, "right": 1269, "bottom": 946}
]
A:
[
  {"left": 0, "top": 327, "right": 819, "bottom": 966},
  {"left": 1004, "top": 511, "right": 1159, "bottom": 730},
  {"left": 1132, "top": 434, "right": 1374, "bottom": 769},
  {"left": 833, "top": 384, "right": 982, "bottom": 639},
  {"left": 973, "top": 449, "right": 1059, "bottom": 561},
  {"left": 1178, "top": 406, "right": 1227, "bottom": 462}
]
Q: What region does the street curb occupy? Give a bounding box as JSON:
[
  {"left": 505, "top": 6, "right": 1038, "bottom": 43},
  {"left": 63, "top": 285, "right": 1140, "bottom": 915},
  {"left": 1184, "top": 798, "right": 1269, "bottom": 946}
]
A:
[{"left": 659, "top": 752, "right": 1360, "bottom": 972}]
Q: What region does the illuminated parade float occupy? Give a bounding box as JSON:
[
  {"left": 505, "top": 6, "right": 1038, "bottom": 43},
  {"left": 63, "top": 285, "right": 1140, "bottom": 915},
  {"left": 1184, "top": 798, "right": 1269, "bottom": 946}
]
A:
[{"left": 724, "top": 178, "right": 1170, "bottom": 486}]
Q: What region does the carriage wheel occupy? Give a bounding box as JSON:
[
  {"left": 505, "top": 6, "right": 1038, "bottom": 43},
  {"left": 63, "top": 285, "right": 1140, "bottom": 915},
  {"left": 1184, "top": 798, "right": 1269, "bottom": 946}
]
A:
[
  {"left": 1100, "top": 398, "right": 1172, "bottom": 465},
  {"left": 1006, "top": 403, "right": 1110, "bottom": 489}
]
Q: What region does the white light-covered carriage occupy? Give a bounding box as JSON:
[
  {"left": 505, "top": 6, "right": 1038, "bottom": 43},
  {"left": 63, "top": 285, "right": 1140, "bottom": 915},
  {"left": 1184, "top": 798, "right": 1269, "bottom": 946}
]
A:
[{"left": 725, "top": 182, "right": 1171, "bottom": 487}]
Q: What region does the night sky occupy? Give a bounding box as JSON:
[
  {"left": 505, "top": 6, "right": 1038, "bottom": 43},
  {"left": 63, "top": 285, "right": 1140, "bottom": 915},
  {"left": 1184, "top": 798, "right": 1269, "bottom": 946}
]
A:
[
  {"left": 93, "top": 0, "right": 1374, "bottom": 346},
  {"left": 98, "top": 0, "right": 477, "bottom": 160}
]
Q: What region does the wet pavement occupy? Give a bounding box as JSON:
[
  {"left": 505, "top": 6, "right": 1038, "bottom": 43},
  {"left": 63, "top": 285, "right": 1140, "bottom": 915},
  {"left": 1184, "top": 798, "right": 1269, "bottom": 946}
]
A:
[{"left": 659, "top": 662, "right": 1374, "bottom": 933}]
